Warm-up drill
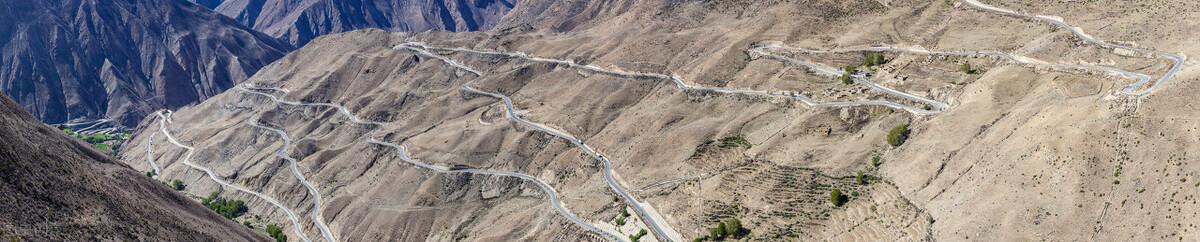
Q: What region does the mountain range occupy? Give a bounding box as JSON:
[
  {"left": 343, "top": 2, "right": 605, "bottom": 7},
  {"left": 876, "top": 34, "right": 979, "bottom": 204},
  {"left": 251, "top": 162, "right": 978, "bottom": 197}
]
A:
[
  {"left": 0, "top": 0, "right": 291, "bottom": 127},
  {"left": 192, "top": 0, "right": 516, "bottom": 46}
]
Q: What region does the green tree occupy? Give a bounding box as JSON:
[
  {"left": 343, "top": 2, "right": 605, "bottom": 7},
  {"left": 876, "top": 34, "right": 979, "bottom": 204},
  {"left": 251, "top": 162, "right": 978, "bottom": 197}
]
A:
[
  {"left": 723, "top": 218, "right": 744, "bottom": 238},
  {"left": 840, "top": 65, "right": 857, "bottom": 84},
  {"left": 870, "top": 154, "right": 882, "bottom": 167},
  {"left": 266, "top": 224, "right": 287, "bottom": 242},
  {"left": 170, "top": 179, "right": 185, "bottom": 191},
  {"left": 856, "top": 171, "right": 866, "bottom": 185},
  {"left": 887, "top": 124, "right": 910, "bottom": 147},
  {"left": 616, "top": 216, "right": 626, "bottom": 226},
  {"left": 710, "top": 221, "right": 727, "bottom": 240},
  {"left": 202, "top": 191, "right": 248, "bottom": 219},
  {"left": 863, "top": 53, "right": 885, "bottom": 66},
  {"left": 959, "top": 63, "right": 974, "bottom": 74},
  {"left": 830, "top": 189, "right": 847, "bottom": 207},
  {"left": 630, "top": 228, "right": 648, "bottom": 242}
]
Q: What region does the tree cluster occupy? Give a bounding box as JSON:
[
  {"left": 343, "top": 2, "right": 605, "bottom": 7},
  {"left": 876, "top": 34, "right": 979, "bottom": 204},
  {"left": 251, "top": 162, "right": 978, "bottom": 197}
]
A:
[
  {"left": 266, "top": 224, "right": 287, "bottom": 242},
  {"left": 201, "top": 191, "right": 248, "bottom": 219},
  {"left": 887, "top": 124, "right": 910, "bottom": 147},
  {"left": 698, "top": 218, "right": 747, "bottom": 241}
]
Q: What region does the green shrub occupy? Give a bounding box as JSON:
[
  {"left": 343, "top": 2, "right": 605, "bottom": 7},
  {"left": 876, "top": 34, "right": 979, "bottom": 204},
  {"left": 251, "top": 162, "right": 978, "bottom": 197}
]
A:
[
  {"left": 718, "top": 134, "right": 752, "bottom": 149},
  {"left": 202, "top": 192, "right": 248, "bottom": 219},
  {"left": 709, "top": 222, "right": 726, "bottom": 240},
  {"left": 266, "top": 224, "right": 287, "bottom": 242},
  {"left": 840, "top": 65, "right": 857, "bottom": 84},
  {"left": 630, "top": 228, "right": 648, "bottom": 242},
  {"left": 870, "top": 155, "right": 882, "bottom": 167},
  {"left": 863, "top": 53, "right": 885, "bottom": 66},
  {"left": 960, "top": 63, "right": 975, "bottom": 74},
  {"left": 887, "top": 124, "right": 910, "bottom": 147},
  {"left": 830, "top": 189, "right": 847, "bottom": 207},
  {"left": 723, "top": 218, "right": 745, "bottom": 239},
  {"left": 616, "top": 216, "right": 626, "bottom": 226},
  {"left": 170, "top": 180, "right": 185, "bottom": 191},
  {"left": 856, "top": 171, "right": 866, "bottom": 185}
]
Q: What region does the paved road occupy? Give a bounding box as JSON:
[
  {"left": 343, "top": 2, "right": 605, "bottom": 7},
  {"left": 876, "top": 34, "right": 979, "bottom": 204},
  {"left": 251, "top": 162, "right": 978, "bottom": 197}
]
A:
[
  {"left": 238, "top": 84, "right": 622, "bottom": 241},
  {"left": 749, "top": 45, "right": 950, "bottom": 111},
  {"left": 399, "top": 43, "right": 684, "bottom": 241},
  {"left": 401, "top": 42, "right": 940, "bottom": 116},
  {"left": 248, "top": 122, "right": 338, "bottom": 242},
  {"left": 154, "top": 111, "right": 314, "bottom": 242},
  {"left": 960, "top": 0, "right": 1185, "bottom": 96},
  {"left": 365, "top": 139, "right": 626, "bottom": 242},
  {"left": 236, "top": 86, "right": 388, "bottom": 127}
]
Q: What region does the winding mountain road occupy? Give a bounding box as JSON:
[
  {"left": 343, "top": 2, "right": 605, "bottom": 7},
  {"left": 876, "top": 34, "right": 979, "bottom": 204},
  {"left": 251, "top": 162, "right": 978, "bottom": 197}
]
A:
[
  {"left": 960, "top": 0, "right": 1185, "bottom": 96},
  {"left": 248, "top": 122, "right": 338, "bottom": 242},
  {"left": 399, "top": 43, "right": 685, "bottom": 241},
  {"left": 145, "top": 133, "right": 162, "bottom": 177},
  {"left": 365, "top": 139, "right": 626, "bottom": 242},
  {"left": 153, "top": 111, "right": 314, "bottom": 242},
  {"left": 399, "top": 42, "right": 941, "bottom": 116},
  {"left": 236, "top": 84, "right": 623, "bottom": 241}
]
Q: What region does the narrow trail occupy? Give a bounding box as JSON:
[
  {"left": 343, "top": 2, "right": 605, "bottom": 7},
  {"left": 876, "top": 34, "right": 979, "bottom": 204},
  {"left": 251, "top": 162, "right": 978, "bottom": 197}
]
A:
[
  {"left": 235, "top": 85, "right": 623, "bottom": 241},
  {"left": 248, "top": 122, "right": 338, "bottom": 242},
  {"left": 153, "top": 111, "right": 314, "bottom": 242},
  {"left": 146, "top": 133, "right": 162, "bottom": 177},
  {"left": 399, "top": 43, "right": 684, "bottom": 241}
]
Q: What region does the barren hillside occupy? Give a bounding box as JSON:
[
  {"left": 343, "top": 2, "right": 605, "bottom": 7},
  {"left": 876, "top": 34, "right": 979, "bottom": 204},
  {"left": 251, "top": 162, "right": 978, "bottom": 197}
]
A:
[
  {"left": 119, "top": 0, "right": 1200, "bottom": 241},
  {"left": 0, "top": 92, "right": 267, "bottom": 241}
]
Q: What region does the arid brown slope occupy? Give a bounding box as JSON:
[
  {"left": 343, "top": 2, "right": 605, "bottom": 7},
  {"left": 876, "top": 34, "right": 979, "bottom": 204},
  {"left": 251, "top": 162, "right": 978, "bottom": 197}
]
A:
[
  {"left": 0, "top": 93, "right": 266, "bottom": 241},
  {"left": 122, "top": 0, "right": 1200, "bottom": 241}
]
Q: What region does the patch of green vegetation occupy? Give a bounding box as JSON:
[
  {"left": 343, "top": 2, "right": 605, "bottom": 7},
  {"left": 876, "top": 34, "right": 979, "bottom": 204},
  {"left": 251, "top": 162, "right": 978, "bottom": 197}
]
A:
[
  {"left": 202, "top": 191, "right": 248, "bottom": 219},
  {"left": 59, "top": 127, "right": 129, "bottom": 156},
  {"left": 614, "top": 205, "right": 630, "bottom": 226},
  {"left": 887, "top": 124, "right": 910, "bottom": 147},
  {"left": 718, "top": 134, "right": 751, "bottom": 149},
  {"left": 629, "top": 228, "right": 648, "bottom": 242},
  {"left": 870, "top": 154, "right": 882, "bottom": 167},
  {"left": 840, "top": 65, "right": 857, "bottom": 84},
  {"left": 93, "top": 143, "right": 110, "bottom": 153},
  {"left": 170, "top": 179, "right": 185, "bottom": 191},
  {"left": 699, "top": 218, "right": 747, "bottom": 241},
  {"left": 266, "top": 224, "right": 287, "bottom": 242},
  {"left": 862, "top": 53, "right": 885, "bottom": 67},
  {"left": 856, "top": 171, "right": 867, "bottom": 185},
  {"left": 830, "top": 189, "right": 847, "bottom": 207},
  {"left": 959, "top": 63, "right": 977, "bottom": 74}
]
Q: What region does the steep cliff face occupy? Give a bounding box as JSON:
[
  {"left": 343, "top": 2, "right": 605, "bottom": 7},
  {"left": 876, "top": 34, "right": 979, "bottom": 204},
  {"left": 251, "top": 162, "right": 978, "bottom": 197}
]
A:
[
  {"left": 0, "top": 92, "right": 267, "bottom": 241},
  {"left": 0, "top": 0, "right": 291, "bottom": 127},
  {"left": 198, "top": 0, "right": 516, "bottom": 46}
]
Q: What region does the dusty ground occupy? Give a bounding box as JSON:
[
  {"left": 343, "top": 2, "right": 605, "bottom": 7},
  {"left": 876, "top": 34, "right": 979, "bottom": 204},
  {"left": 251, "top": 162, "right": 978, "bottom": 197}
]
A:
[{"left": 118, "top": 0, "right": 1200, "bottom": 241}]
